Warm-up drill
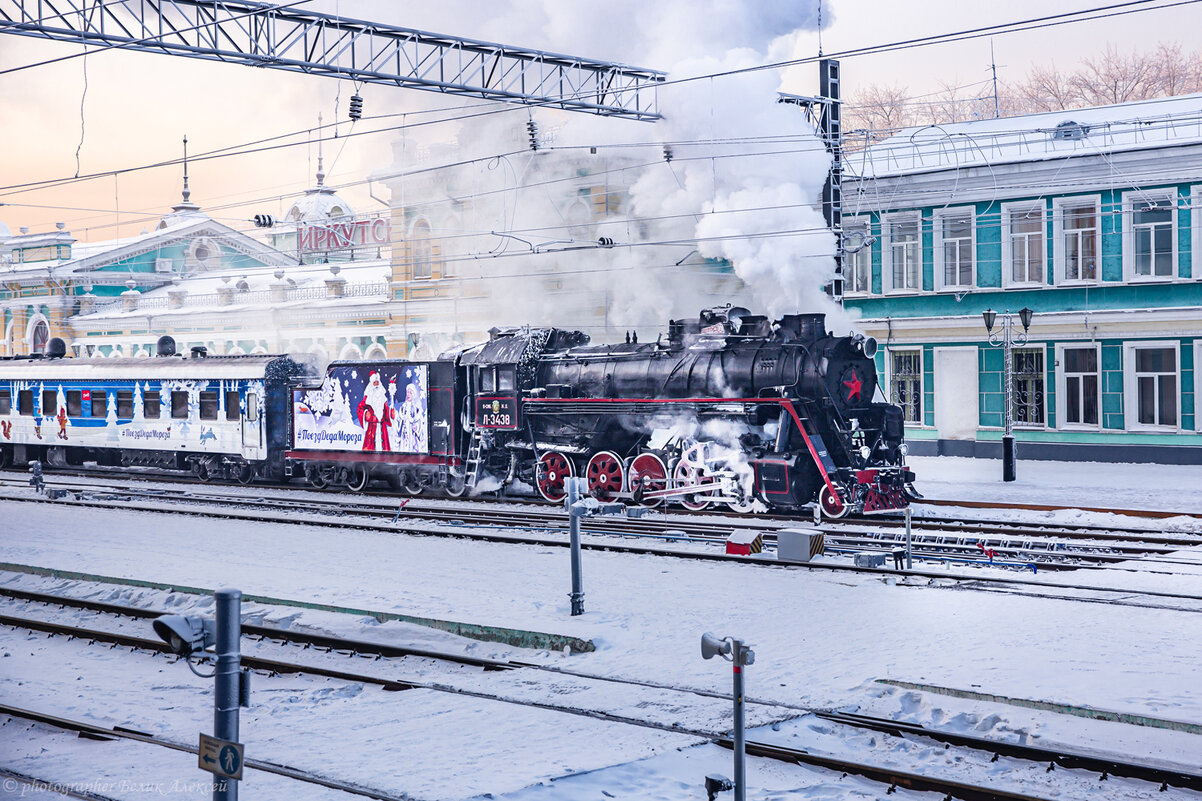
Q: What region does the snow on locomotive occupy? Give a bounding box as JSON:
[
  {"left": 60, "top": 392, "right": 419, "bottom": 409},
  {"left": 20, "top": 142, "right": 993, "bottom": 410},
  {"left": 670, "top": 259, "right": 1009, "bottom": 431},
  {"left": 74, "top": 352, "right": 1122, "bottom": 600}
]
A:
[{"left": 290, "top": 306, "right": 915, "bottom": 517}]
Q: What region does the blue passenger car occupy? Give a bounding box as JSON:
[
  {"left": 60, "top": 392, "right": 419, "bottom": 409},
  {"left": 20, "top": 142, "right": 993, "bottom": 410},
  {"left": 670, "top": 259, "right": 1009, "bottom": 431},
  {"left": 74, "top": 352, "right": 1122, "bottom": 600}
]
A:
[{"left": 0, "top": 345, "right": 314, "bottom": 482}]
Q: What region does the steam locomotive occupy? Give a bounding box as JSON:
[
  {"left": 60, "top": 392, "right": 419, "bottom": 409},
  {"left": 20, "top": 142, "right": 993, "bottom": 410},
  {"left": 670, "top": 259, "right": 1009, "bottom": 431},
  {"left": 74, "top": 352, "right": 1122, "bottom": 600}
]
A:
[{"left": 423, "top": 305, "right": 915, "bottom": 516}]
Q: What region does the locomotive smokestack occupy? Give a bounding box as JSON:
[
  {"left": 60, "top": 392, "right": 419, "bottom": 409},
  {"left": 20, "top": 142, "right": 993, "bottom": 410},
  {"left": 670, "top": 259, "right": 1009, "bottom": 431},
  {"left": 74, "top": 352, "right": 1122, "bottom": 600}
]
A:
[{"left": 776, "top": 313, "right": 827, "bottom": 341}]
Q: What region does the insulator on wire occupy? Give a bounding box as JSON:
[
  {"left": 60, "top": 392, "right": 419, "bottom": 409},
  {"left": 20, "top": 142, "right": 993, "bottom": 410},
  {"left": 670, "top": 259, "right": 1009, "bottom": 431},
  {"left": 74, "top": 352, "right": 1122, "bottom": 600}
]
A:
[
  {"left": 348, "top": 94, "right": 363, "bottom": 121},
  {"left": 527, "top": 119, "right": 539, "bottom": 151},
  {"left": 663, "top": 146, "right": 674, "bottom": 163},
  {"left": 252, "top": 214, "right": 274, "bottom": 228}
]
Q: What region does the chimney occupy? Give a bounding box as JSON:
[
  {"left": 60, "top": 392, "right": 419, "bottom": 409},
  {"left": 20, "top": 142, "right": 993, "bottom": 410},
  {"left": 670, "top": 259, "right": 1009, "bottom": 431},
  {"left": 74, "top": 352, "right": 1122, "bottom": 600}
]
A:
[
  {"left": 270, "top": 268, "right": 289, "bottom": 304},
  {"left": 325, "top": 263, "right": 347, "bottom": 298},
  {"left": 217, "top": 275, "right": 235, "bottom": 305},
  {"left": 121, "top": 279, "right": 140, "bottom": 311},
  {"left": 168, "top": 275, "right": 187, "bottom": 309}
]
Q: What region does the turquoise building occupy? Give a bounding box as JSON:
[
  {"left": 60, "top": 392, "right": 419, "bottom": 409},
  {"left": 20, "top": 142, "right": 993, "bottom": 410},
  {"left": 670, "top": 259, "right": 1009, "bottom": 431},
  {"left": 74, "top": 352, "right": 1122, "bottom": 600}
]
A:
[{"left": 844, "top": 95, "right": 1202, "bottom": 464}]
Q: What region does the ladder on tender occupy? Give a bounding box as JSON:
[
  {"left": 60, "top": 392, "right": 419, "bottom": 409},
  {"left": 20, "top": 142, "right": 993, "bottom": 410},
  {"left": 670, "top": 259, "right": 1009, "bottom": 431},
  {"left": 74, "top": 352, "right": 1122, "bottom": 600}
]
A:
[{"left": 463, "top": 430, "right": 485, "bottom": 489}]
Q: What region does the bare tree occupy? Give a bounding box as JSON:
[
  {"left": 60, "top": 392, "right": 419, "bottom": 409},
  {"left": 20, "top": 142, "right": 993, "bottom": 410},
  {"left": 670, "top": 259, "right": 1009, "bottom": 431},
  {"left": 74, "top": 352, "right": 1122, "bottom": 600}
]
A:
[
  {"left": 1010, "top": 63, "right": 1077, "bottom": 112},
  {"left": 1071, "top": 44, "right": 1158, "bottom": 106},
  {"left": 846, "top": 42, "right": 1202, "bottom": 133},
  {"left": 843, "top": 83, "right": 916, "bottom": 139}
]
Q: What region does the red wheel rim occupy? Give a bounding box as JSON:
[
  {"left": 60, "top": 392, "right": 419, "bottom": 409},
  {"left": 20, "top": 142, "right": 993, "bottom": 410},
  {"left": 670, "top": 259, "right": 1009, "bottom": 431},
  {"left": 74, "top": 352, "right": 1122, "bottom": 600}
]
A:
[
  {"left": 672, "top": 458, "right": 713, "bottom": 511},
  {"left": 820, "top": 485, "right": 847, "bottom": 517},
  {"left": 585, "top": 451, "right": 625, "bottom": 500},
  {"left": 537, "top": 451, "right": 574, "bottom": 502},
  {"left": 628, "top": 453, "right": 668, "bottom": 507}
]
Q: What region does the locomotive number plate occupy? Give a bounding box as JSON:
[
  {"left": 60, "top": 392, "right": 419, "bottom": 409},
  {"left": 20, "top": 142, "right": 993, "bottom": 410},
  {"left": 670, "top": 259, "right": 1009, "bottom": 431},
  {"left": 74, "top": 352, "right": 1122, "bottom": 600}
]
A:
[{"left": 475, "top": 396, "right": 519, "bottom": 429}]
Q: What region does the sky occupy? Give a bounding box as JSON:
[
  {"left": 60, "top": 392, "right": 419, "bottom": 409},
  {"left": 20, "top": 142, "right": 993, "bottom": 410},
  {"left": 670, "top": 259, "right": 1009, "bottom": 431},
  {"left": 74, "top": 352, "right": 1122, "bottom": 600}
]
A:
[{"left": 1, "top": 0, "right": 1200, "bottom": 243}]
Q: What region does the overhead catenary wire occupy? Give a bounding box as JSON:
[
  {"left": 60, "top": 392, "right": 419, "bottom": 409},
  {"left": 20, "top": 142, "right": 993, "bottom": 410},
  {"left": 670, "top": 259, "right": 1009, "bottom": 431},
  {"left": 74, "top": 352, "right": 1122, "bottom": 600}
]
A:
[{"left": 2, "top": 0, "right": 1195, "bottom": 203}]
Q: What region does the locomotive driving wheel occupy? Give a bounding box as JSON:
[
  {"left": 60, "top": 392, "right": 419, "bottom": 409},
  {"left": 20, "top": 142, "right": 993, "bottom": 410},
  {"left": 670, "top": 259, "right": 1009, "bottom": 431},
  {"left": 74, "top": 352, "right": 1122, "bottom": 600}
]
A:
[
  {"left": 536, "top": 451, "right": 574, "bottom": 503},
  {"left": 585, "top": 451, "right": 625, "bottom": 501},
  {"left": 628, "top": 452, "right": 668, "bottom": 507},
  {"left": 819, "top": 484, "right": 849, "bottom": 519},
  {"left": 672, "top": 456, "right": 713, "bottom": 512}
]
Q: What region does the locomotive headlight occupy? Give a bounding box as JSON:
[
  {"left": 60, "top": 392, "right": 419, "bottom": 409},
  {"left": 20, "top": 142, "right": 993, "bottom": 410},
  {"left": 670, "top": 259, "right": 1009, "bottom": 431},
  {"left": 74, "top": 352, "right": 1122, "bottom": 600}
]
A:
[
  {"left": 859, "top": 445, "right": 872, "bottom": 460},
  {"left": 898, "top": 443, "right": 909, "bottom": 458}
]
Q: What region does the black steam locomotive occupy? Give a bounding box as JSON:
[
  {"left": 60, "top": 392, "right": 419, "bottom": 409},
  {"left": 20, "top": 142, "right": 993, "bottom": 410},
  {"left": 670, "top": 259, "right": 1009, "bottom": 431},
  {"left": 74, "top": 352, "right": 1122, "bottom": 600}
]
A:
[{"left": 417, "top": 305, "right": 914, "bottom": 517}]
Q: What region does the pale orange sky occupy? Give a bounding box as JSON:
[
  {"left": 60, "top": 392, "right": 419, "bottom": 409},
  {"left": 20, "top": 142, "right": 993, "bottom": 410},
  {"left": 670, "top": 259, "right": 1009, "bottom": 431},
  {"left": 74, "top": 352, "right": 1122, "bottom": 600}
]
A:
[{"left": 1, "top": 0, "right": 1199, "bottom": 243}]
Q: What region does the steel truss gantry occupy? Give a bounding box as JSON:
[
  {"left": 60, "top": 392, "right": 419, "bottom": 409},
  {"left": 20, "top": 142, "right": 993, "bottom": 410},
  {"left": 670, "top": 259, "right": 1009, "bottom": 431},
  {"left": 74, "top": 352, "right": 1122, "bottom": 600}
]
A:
[{"left": 0, "top": 0, "right": 664, "bottom": 120}]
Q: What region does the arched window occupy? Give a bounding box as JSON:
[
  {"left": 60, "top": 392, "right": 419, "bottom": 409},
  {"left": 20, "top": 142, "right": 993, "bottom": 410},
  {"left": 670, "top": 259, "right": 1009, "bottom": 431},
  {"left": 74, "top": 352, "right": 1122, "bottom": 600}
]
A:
[
  {"left": 364, "top": 343, "right": 388, "bottom": 360},
  {"left": 30, "top": 319, "right": 49, "bottom": 355},
  {"left": 338, "top": 343, "right": 362, "bottom": 360},
  {"left": 411, "top": 219, "right": 433, "bottom": 280}
]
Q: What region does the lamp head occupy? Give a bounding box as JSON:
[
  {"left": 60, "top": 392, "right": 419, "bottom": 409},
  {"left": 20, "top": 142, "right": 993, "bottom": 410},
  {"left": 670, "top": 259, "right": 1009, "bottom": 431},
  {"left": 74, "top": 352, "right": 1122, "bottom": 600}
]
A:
[
  {"left": 152, "top": 614, "right": 215, "bottom": 656},
  {"left": 1019, "top": 307, "right": 1033, "bottom": 332},
  {"left": 982, "top": 309, "right": 996, "bottom": 333},
  {"left": 701, "top": 632, "right": 732, "bottom": 660}
]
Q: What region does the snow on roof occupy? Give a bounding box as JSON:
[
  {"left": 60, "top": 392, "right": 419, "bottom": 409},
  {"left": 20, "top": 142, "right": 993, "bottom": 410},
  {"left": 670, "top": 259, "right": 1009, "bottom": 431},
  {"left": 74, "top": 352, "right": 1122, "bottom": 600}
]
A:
[
  {"left": 855, "top": 93, "right": 1202, "bottom": 178},
  {"left": 75, "top": 258, "right": 392, "bottom": 320}
]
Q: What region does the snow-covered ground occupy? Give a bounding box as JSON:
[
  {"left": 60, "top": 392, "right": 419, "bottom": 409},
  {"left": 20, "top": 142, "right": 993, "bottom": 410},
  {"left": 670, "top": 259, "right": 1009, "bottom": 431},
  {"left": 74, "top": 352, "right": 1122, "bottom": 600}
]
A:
[{"left": 2, "top": 457, "right": 1202, "bottom": 799}]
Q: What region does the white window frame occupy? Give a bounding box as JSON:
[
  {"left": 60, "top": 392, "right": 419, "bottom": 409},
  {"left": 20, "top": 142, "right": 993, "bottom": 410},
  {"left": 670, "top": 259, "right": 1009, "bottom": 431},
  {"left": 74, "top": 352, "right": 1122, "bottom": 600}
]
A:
[
  {"left": 882, "top": 212, "right": 922, "bottom": 294},
  {"left": 1123, "top": 189, "right": 1178, "bottom": 283},
  {"left": 1001, "top": 200, "right": 1047, "bottom": 288},
  {"left": 1011, "top": 344, "right": 1048, "bottom": 429},
  {"left": 1196, "top": 340, "right": 1202, "bottom": 433},
  {"left": 842, "top": 216, "right": 873, "bottom": 296},
  {"left": 1124, "top": 340, "right": 1181, "bottom": 432},
  {"left": 1193, "top": 186, "right": 1201, "bottom": 283},
  {"left": 885, "top": 346, "right": 924, "bottom": 426},
  {"left": 1052, "top": 194, "right": 1102, "bottom": 286},
  {"left": 933, "top": 206, "right": 975, "bottom": 292},
  {"left": 1055, "top": 342, "right": 1102, "bottom": 431}
]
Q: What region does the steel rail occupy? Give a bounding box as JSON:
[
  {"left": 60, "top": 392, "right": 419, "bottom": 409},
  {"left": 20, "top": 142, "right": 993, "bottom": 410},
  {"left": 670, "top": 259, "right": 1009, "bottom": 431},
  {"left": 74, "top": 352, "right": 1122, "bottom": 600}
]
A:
[
  {"left": 3, "top": 468, "right": 1195, "bottom": 542},
  {"left": 0, "top": 585, "right": 516, "bottom": 670},
  {"left": 0, "top": 702, "right": 413, "bottom": 801},
  {"left": 1, "top": 477, "right": 1184, "bottom": 569},
  {"left": 9, "top": 615, "right": 1193, "bottom": 801},
  {"left": 5, "top": 488, "right": 1202, "bottom": 604},
  {"left": 816, "top": 710, "right": 1202, "bottom": 792},
  {"left": 721, "top": 737, "right": 1057, "bottom": 801}
]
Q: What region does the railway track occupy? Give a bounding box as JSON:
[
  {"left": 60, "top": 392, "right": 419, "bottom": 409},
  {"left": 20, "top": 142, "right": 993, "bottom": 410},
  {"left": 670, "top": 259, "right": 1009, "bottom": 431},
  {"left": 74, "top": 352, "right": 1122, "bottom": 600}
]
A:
[
  {"left": 4, "top": 587, "right": 1200, "bottom": 801},
  {"left": 1, "top": 472, "right": 1192, "bottom": 573},
  {"left": 5, "top": 466, "right": 1199, "bottom": 540}
]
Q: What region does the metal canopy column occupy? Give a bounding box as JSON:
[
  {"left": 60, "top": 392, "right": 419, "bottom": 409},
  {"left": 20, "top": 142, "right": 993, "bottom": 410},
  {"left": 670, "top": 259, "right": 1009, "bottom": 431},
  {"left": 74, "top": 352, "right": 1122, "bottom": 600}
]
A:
[{"left": 0, "top": 0, "right": 664, "bottom": 120}]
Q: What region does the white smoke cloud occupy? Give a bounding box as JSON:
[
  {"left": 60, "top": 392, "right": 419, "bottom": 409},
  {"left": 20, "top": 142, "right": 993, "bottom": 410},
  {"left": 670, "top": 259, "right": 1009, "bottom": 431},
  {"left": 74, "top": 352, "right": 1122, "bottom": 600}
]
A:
[{"left": 352, "top": 0, "right": 856, "bottom": 334}]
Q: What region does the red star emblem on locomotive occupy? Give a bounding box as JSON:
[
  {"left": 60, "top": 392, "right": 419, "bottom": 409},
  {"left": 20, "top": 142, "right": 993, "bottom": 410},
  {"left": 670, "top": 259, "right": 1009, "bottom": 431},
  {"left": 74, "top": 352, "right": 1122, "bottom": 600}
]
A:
[{"left": 843, "top": 370, "right": 862, "bottom": 402}]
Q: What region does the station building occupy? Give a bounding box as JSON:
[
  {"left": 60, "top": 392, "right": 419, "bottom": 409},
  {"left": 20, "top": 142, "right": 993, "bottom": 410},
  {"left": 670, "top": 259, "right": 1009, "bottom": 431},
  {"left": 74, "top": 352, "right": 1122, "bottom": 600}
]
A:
[
  {"left": 1, "top": 189, "right": 293, "bottom": 358},
  {"left": 844, "top": 94, "right": 1202, "bottom": 464}
]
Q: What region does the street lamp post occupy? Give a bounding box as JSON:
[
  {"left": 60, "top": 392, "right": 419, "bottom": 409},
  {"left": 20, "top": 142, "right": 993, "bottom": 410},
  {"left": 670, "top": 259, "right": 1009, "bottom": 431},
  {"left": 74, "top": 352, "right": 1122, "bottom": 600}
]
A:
[{"left": 982, "top": 307, "right": 1033, "bottom": 482}]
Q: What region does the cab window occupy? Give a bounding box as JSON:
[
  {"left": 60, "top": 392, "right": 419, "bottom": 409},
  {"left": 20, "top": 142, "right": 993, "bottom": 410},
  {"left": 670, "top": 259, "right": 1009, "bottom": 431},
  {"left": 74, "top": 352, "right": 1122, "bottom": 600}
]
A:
[
  {"left": 497, "top": 368, "right": 516, "bottom": 392},
  {"left": 479, "top": 368, "right": 495, "bottom": 393}
]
